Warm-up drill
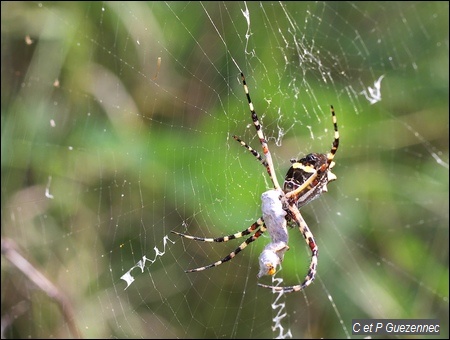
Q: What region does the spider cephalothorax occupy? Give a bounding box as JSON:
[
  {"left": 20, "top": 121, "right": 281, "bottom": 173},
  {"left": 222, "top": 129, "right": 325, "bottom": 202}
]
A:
[{"left": 172, "top": 73, "right": 339, "bottom": 293}]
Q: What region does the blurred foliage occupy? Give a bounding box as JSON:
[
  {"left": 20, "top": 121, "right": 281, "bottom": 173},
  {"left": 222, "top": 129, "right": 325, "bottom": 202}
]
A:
[{"left": 1, "top": 2, "right": 448, "bottom": 339}]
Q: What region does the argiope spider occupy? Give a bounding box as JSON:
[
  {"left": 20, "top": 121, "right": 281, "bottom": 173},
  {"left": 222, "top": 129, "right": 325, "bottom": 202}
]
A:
[{"left": 172, "top": 73, "right": 339, "bottom": 293}]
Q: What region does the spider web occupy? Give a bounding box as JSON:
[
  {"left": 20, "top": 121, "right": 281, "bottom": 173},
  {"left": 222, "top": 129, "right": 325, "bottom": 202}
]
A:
[{"left": 1, "top": 2, "right": 448, "bottom": 338}]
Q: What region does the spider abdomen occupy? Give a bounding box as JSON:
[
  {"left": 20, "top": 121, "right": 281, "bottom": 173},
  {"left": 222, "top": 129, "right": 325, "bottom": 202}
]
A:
[{"left": 283, "top": 153, "right": 336, "bottom": 208}]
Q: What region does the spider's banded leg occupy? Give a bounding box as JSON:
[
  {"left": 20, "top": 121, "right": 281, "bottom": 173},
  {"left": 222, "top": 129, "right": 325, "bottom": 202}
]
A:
[
  {"left": 185, "top": 224, "right": 267, "bottom": 273},
  {"left": 171, "top": 218, "right": 264, "bottom": 243},
  {"left": 258, "top": 204, "right": 318, "bottom": 293},
  {"left": 233, "top": 135, "right": 269, "bottom": 170},
  {"left": 240, "top": 73, "right": 281, "bottom": 190},
  {"left": 327, "top": 105, "right": 339, "bottom": 165}
]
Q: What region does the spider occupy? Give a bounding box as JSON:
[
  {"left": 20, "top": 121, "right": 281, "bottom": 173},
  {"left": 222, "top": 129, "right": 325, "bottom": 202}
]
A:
[{"left": 172, "top": 73, "right": 339, "bottom": 293}]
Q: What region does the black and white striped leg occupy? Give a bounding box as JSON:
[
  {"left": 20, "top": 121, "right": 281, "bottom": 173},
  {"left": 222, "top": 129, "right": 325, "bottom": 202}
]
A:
[
  {"left": 240, "top": 73, "right": 281, "bottom": 190},
  {"left": 233, "top": 135, "right": 269, "bottom": 170},
  {"left": 328, "top": 105, "right": 339, "bottom": 165},
  {"left": 171, "top": 218, "right": 263, "bottom": 243},
  {"left": 185, "top": 224, "right": 267, "bottom": 273}
]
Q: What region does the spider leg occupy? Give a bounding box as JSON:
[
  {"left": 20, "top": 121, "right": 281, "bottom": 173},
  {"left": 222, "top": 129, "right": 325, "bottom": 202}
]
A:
[
  {"left": 184, "top": 223, "right": 267, "bottom": 273},
  {"left": 240, "top": 73, "right": 281, "bottom": 190},
  {"left": 258, "top": 204, "right": 317, "bottom": 293},
  {"left": 233, "top": 135, "right": 269, "bottom": 170},
  {"left": 171, "top": 218, "right": 263, "bottom": 243},
  {"left": 327, "top": 105, "right": 339, "bottom": 166}
]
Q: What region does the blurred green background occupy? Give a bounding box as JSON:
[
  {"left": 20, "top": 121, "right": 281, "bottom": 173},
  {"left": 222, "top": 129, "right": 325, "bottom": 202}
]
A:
[{"left": 1, "top": 2, "right": 448, "bottom": 339}]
